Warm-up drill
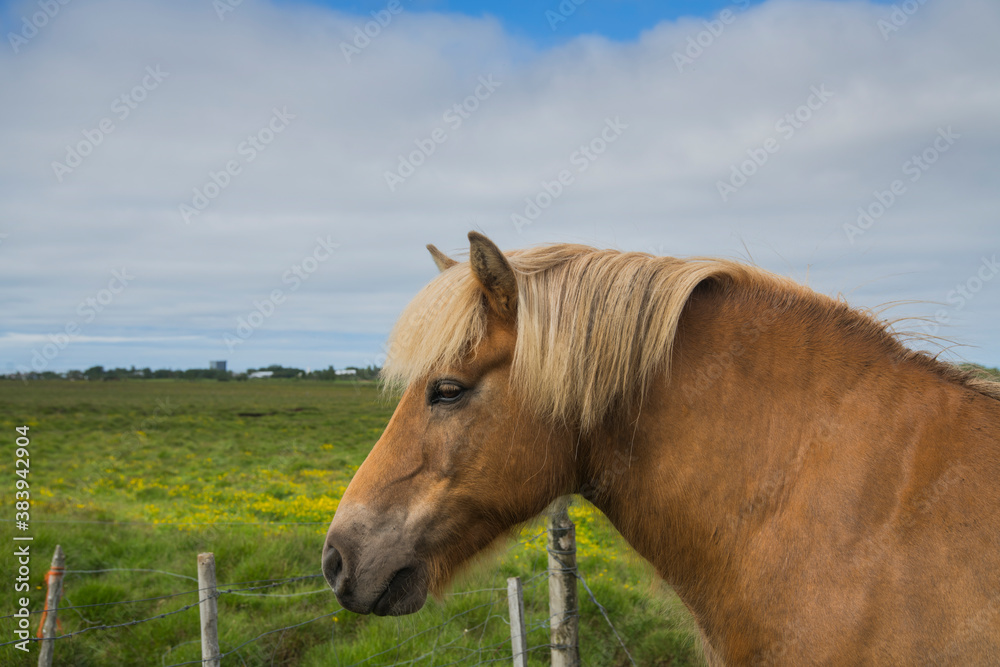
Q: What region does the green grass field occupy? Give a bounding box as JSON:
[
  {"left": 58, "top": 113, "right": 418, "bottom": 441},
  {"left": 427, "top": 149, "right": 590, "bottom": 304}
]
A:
[{"left": 0, "top": 380, "right": 700, "bottom": 666}]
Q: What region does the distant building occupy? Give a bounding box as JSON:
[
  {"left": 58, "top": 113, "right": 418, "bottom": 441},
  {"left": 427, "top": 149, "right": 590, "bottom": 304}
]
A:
[
  {"left": 209, "top": 360, "right": 227, "bottom": 372},
  {"left": 248, "top": 371, "right": 273, "bottom": 379},
  {"left": 335, "top": 368, "right": 357, "bottom": 376}
]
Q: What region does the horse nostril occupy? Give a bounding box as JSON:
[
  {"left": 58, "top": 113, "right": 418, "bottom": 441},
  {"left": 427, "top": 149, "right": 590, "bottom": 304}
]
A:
[{"left": 322, "top": 545, "right": 344, "bottom": 592}]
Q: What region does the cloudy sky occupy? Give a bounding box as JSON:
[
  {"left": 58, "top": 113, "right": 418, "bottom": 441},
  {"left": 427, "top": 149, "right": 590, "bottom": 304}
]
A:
[{"left": 2, "top": 0, "right": 998, "bottom": 374}]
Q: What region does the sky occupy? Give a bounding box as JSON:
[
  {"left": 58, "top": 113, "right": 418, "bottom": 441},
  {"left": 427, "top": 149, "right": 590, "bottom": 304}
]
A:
[{"left": 1, "top": 0, "right": 998, "bottom": 374}]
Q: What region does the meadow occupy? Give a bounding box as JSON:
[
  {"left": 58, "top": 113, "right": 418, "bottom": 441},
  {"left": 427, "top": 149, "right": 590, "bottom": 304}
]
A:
[{"left": 0, "top": 380, "right": 700, "bottom": 666}]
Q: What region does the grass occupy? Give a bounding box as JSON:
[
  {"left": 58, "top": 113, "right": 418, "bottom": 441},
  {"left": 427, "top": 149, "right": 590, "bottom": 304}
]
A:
[{"left": 0, "top": 380, "right": 700, "bottom": 666}]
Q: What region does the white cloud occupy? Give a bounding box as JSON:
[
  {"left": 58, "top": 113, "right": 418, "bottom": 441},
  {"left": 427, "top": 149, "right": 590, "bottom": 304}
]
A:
[
  {"left": 0, "top": 333, "right": 203, "bottom": 345},
  {"left": 2, "top": 0, "right": 998, "bottom": 371}
]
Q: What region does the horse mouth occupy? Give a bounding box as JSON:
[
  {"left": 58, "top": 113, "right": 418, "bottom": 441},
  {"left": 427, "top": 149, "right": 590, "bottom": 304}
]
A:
[
  {"left": 325, "top": 546, "right": 428, "bottom": 616},
  {"left": 323, "top": 520, "right": 430, "bottom": 616},
  {"left": 372, "top": 565, "right": 427, "bottom": 616}
]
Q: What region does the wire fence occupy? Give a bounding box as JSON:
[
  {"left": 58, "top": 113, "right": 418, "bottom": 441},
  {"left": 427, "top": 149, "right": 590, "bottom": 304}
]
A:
[{"left": 5, "top": 514, "right": 636, "bottom": 666}]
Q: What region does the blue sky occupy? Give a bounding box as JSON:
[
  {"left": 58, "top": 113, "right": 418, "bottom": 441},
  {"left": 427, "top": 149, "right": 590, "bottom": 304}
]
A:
[
  {"left": 287, "top": 0, "right": 772, "bottom": 44},
  {"left": 280, "top": 0, "right": 894, "bottom": 45},
  {"left": 2, "top": 0, "right": 998, "bottom": 374}
]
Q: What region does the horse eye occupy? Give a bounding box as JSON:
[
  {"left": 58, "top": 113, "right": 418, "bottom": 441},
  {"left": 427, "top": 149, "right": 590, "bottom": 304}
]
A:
[{"left": 432, "top": 382, "right": 465, "bottom": 404}]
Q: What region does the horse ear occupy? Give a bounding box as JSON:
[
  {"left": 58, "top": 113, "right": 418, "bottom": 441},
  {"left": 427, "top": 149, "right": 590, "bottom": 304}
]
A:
[
  {"left": 426, "top": 244, "right": 458, "bottom": 272},
  {"left": 468, "top": 231, "right": 517, "bottom": 321}
]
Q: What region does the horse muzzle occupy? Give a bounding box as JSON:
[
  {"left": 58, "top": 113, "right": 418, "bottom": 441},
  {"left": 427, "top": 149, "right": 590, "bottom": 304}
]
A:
[{"left": 323, "top": 506, "right": 428, "bottom": 616}]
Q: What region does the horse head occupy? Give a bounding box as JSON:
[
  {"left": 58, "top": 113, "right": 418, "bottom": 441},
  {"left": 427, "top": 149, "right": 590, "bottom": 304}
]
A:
[{"left": 322, "top": 232, "right": 575, "bottom": 615}]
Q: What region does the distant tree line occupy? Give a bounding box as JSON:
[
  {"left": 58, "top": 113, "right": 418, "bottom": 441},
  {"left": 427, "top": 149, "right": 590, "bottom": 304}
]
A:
[
  {"left": 245, "top": 364, "right": 380, "bottom": 381},
  {"left": 6, "top": 363, "right": 998, "bottom": 384},
  {"left": 4, "top": 364, "right": 382, "bottom": 382}
]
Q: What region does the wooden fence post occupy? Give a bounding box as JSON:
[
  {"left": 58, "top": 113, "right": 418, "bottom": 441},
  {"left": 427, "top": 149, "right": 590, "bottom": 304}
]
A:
[
  {"left": 37, "top": 544, "right": 65, "bottom": 667},
  {"left": 548, "top": 498, "right": 581, "bottom": 667},
  {"left": 197, "top": 552, "right": 220, "bottom": 667},
  {"left": 507, "top": 576, "right": 527, "bottom": 667}
]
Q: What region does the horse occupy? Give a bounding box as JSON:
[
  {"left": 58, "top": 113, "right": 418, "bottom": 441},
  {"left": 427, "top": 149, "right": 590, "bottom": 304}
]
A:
[{"left": 323, "top": 232, "right": 1000, "bottom": 664}]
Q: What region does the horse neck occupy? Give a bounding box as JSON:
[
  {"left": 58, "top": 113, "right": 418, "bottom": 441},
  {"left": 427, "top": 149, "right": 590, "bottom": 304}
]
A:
[{"left": 580, "top": 278, "right": 964, "bottom": 641}]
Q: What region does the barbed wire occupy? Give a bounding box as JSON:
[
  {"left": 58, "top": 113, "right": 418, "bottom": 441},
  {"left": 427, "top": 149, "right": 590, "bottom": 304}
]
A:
[
  {"left": 163, "top": 609, "right": 342, "bottom": 666},
  {"left": 0, "top": 597, "right": 204, "bottom": 647},
  {"left": 162, "top": 575, "right": 551, "bottom": 667},
  {"left": 64, "top": 567, "right": 198, "bottom": 581},
  {"left": 577, "top": 570, "right": 637, "bottom": 666},
  {"left": 0, "top": 574, "right": 324, "bottom": 621},
  {"left": 6, "top": 518, "right": 327, "bottom": 526},
  {"left": 2, "top": 527, "right": 636, "bottom": 665},
  {"left": 343, "top": 599, "right": 507, "bottom": 667},
  {"left": 228, "top": 586, "right": 331, "bottom": 598},
  {"left": 416, "top": 616, "right": 554, "bottom": 667},
  {"left": 0, "top": 576, "right": 341, "bottom": 651},
  {"left": 0, "top": 588, "right": 199, "bottom": 621},
  {"left": 4, "top": 575, "right": 634, "bottom": 667},
  {"left": 0, "top": 555, "right": 544, "bottom": 621},
  {"left": 61, "top": 567, "right": 330, "bottom": 599}
]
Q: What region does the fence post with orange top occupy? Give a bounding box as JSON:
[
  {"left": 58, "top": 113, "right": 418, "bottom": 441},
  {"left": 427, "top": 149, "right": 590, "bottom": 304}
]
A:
[{"left": 37, "top": 544, "right": 65, "bottom": 667}]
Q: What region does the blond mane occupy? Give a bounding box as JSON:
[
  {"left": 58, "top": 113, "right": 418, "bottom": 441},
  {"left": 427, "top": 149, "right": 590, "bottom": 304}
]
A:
[
  {"left": 382, "top": 244, "right": 1000, "bottom": 431},
  {"left": 383, "top": 245, "right": 785, "bottom": 430}
]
